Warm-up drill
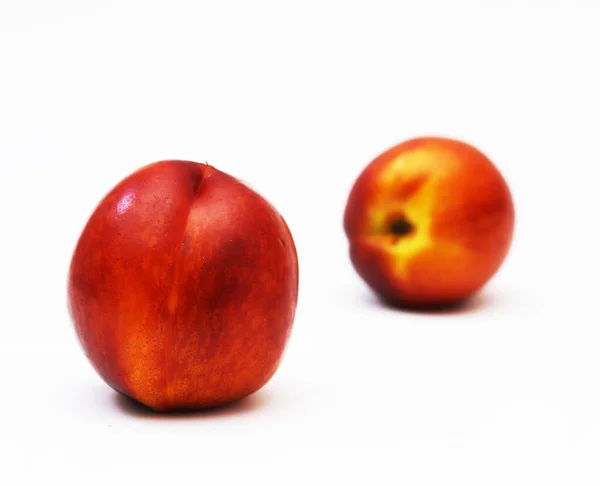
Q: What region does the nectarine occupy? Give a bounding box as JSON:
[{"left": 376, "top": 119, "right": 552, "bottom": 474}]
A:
[
  {"left": 68, "top": 161, "right": 298, "bottom": 411},
  {"left": 344, "top": 137, "right": 514, "bottom": 308}
]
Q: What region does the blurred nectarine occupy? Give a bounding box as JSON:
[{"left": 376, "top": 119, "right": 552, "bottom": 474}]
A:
[{"left": 344, "top": 137, "right": 514, "bottom": 308}]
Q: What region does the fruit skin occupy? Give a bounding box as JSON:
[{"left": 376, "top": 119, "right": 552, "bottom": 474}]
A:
[
  {"left": 68, "top": 161, "right": 298, "bottom": 411},
  {"left": 344, "top": 137, "right": 514, "bottom": 308}
]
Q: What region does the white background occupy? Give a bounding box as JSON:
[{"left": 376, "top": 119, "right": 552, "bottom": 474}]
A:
[{"left": 1, "top": 1, "right": 599, "bottom": 484}]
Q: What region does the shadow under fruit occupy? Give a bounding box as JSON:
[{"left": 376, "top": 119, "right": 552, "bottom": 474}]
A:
[
  {"left": 344, "top": 137, "right": 514, "bottom": 309},
  {"left": 68, "top": 161, "right": 298, "bottom": 412}
]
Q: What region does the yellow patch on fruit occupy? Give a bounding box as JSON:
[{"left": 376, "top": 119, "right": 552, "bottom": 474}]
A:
[{"left": 363, "top": 148, "right": 453, "bottom": 274}]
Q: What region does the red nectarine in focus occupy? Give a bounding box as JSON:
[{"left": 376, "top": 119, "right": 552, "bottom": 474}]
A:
[
  {"left": 68, "top": 161, "right": 298, "bottom": 411},
  {"left": 344, "top": 137, "right": 514, "bottom": 308}
]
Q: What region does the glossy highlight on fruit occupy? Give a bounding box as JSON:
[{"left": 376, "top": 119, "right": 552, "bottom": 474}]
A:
[
  {"left": 68, "top": 161, "right": 298, "bottom": 411},
  {"left": 344, "top": 137, "right": 514, "bottom": 308}
]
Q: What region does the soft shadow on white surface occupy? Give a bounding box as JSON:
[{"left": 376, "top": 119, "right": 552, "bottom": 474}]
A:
[
  {"left": 358, "top": 290, "right": 495, "bottom": 315},
  {"left": 112, "top": 390, "right": 272, "bottom": 420}
]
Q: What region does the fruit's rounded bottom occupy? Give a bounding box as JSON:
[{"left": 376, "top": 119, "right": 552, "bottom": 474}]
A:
[
  {"left": 115, "top": 390, "right": 258, "bottom": 414},
  {"left": 374, "top": 291, "right": 477, "bottom": 313}
]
